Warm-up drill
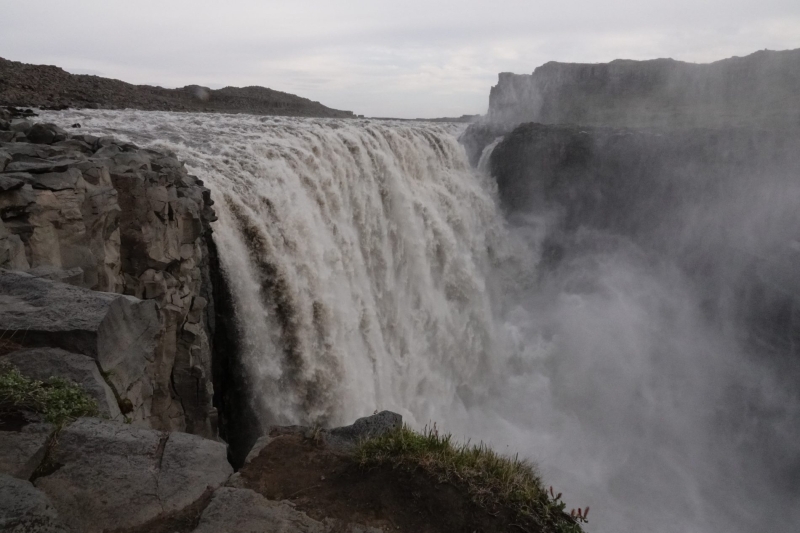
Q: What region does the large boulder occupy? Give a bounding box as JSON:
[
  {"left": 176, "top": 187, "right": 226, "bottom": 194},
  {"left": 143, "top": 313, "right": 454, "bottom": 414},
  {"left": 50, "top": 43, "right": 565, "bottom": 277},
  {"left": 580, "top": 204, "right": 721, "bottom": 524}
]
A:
[
  {"left": 0, "top": 271, "right": 158, "bottom": 422},
  {"left": 3, "top": 347, "right": 121, "bottom": 419},
  {"left": 34, "top": 418, "right": 232, "bottom": 533},
  {"left": 0, "top": 474, "right": 68, "bottom": 533},
  {"left": 25, "top": 124, "right": 67, "bottom": 145}
]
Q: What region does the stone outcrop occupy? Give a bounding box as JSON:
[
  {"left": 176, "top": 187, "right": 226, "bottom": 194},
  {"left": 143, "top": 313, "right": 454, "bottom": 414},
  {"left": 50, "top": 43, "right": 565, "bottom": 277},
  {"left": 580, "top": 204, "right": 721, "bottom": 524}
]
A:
[
  {"left": 0, "top": 58, "right": 356, "bottom": 118},
  {"left": 0, "top": 116, "right": 218, "bottom": 435},
  {"left": 0, "top": 271, "right": 159, "bottom": 422},
  {"left": 462, "top": 48, "right": 800, "bottom": 166},
  {"left": 34, "top": 418, "right": 232, "bottom": 533},
  {"left": 0, "top": 412, "right": 403, "bottom": 533}
]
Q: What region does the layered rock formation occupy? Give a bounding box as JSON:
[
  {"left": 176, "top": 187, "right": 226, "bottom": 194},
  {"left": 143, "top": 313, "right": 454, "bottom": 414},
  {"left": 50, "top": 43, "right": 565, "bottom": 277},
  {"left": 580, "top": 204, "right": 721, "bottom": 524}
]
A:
[
  {"left": 0, "top": 111, "right": 218, "bottom": 436},
  {"left": 461, "top": 48, "right": 800, "bottom": 165},
  {"left": 0, "top": 57, "right": 356, "bottom": 118}
]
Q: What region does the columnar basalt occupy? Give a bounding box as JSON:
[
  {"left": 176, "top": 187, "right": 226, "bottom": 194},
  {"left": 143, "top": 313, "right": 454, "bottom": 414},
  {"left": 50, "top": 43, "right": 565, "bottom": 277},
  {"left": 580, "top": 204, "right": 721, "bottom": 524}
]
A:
[{"left": 0, "top": 109, "right": 218, "bottom": 436}]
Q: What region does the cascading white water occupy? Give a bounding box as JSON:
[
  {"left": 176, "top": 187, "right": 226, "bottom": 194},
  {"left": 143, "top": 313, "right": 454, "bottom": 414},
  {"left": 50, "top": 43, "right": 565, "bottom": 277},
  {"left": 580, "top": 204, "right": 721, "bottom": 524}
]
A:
[{"left": 40, "top": 110, "right": 800, "bottom": 533}]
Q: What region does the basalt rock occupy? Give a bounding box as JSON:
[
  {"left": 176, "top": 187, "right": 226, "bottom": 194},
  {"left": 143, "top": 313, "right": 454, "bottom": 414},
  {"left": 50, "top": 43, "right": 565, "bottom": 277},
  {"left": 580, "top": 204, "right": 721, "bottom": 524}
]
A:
[
  {"left": 0, "top": 120, "right": 219, "bottom": 436},
  {"left": 486, "top": 49, "right": 800, "bottom": 129},
  {"left": 0, "top": 271, "right": 159, "bottom": 422},
  {"left": 3, "top": 347, "right": 122, "bottom": 419},
  {"left": 33, "top": 417, "right": 232, "bottom": 533}
]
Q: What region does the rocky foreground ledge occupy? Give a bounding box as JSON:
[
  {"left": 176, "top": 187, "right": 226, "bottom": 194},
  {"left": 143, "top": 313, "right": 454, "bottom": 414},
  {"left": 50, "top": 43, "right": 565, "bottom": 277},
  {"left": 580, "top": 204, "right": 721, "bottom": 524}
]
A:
[{"left": 0, "top": 410, "right": 401, "bottom": 533}]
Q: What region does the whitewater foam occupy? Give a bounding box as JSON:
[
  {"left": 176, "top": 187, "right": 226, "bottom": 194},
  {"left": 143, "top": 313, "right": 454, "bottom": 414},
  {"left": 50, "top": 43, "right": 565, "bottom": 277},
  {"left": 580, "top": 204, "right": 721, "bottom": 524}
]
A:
[{"left": 39, "top": 109, "right": 800, "bottom": 533}]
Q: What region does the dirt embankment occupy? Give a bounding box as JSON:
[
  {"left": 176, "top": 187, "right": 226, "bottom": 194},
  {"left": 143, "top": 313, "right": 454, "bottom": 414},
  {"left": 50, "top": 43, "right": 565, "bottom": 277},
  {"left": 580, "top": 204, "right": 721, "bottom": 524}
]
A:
[{"left": 0, "top": 57, "right": 355, "bottom": 118}]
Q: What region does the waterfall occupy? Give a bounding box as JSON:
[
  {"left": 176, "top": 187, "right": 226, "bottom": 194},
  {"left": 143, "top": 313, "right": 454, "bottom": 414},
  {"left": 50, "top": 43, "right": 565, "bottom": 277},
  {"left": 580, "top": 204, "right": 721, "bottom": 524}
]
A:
[{"left": 40, "top": 110, "right": 800, "bottom": 533}]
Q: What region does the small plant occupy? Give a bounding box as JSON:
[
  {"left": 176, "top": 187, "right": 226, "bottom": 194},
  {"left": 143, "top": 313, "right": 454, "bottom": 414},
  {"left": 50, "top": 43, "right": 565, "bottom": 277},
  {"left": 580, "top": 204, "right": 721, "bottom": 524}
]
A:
[
  {"left": 356, "top": 423, "right": 586, "bottom": 533},
  {"left": 0, "top": 362, "right": 99, "bottom": 427}
]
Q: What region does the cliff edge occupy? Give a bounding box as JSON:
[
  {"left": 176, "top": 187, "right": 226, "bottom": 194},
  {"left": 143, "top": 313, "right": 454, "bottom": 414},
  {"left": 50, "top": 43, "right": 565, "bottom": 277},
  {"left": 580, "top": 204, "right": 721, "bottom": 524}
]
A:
[{"left": 487, "top": 48, "right": 800, "bottom": 129}]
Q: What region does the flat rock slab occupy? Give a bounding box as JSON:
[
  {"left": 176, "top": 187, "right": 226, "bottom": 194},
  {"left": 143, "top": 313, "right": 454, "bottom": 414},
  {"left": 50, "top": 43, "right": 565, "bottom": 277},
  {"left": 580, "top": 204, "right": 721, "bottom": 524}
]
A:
[
  {"left": 0, "top": 473, "right": 68, "bottom": 532},
  {"left": 0, "top": 270, "right": 158, "bottom": 418},
  {"left": 3, "top": 347, "right": 121, "bottom": 419},
  {"left": 0, "top": 423, "right": 54, "bottom": 480},
  {"left": 34, "top": 418, "right": 232, "bottom": 533}
]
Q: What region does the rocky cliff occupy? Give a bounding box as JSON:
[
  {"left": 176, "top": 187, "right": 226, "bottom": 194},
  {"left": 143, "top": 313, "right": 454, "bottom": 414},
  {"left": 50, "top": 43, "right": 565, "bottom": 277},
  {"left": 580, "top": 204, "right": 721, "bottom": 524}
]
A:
[
  {"left": 487, "top": 48, "right": 800, "bottom": 128},
  {"left": 489, "top": 122, "right": 800, "bottom": 365},
  {"left": 0, "top": 110, "right": 219, "bottom": 436},
  {"left": 0, "top": 57, "right": 356, "bottom": 118}
]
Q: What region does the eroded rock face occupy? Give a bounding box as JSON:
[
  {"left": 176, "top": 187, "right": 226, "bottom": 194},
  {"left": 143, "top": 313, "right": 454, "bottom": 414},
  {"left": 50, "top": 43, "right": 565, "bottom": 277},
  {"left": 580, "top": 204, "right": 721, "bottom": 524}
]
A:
[
  {"left": 34, "top": 418, "right": 232, "bottom": 533},
  {"left": 0, "top": 123, "right": 218, "bottom": 436}
]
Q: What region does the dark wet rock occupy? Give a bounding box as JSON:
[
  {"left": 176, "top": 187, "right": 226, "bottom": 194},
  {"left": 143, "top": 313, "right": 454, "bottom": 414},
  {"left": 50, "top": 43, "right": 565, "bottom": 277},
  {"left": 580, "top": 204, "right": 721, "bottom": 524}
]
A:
[
  {"left": 4, "top": 158, "right": 83, "bottom": 174},
  {"left": 327, "top": 411, "right": 403, "bottom": 451},
  {"left": 0, "top": 174, "right": 24, "bottom": 192},
  {"left": 26, "top": 123, "right": 67, "bottom": 145}
]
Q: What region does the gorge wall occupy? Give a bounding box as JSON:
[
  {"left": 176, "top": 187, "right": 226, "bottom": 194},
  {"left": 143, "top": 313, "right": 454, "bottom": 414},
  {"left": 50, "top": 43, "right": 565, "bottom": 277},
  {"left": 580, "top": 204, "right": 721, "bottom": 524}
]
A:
[
  {"left": 487, "top": 48, "right": 800, "bottom": 129},
  {"left": 455, "top": 48, "right": 800, "bottom": 532},
  {"left": 0, "top": 109, "right": 219, "bottom": 437}
]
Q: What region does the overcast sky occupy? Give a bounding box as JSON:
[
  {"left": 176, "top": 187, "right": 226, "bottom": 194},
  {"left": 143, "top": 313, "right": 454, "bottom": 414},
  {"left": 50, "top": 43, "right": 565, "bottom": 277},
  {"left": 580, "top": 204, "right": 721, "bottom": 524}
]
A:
[{"left": 2, "top": 1, "right": 799, "bottom": 118}]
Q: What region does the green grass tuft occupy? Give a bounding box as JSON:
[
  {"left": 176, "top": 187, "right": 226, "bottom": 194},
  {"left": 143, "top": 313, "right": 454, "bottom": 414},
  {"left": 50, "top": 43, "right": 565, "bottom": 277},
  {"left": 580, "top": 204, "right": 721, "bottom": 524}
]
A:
[
  {"left": 356, "top": 424, "right": 585, "bottom": 533},
  {"left": 0, "top": 361, "right": 99, "bottom": 427}
]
